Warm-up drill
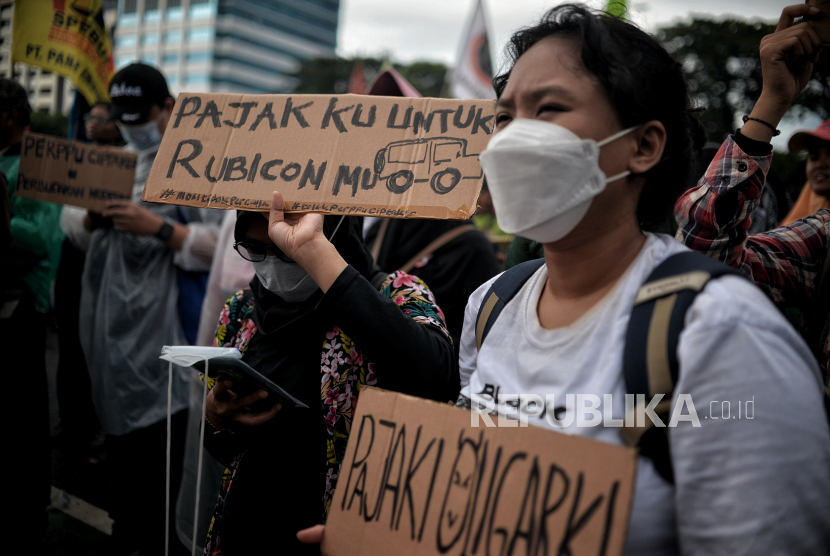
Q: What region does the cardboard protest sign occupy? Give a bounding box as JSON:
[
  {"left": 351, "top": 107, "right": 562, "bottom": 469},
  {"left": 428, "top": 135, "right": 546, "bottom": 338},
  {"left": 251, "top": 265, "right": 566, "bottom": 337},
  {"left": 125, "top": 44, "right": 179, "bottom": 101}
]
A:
[
  {"left": 322, "top": 388, "right": 637, "bottom": 556},
  {"left": 142, "top": 93, "right": 494, "bottom": 219},
  {"left": 16, "top": 132, "right": 136, "bottom": 212}
]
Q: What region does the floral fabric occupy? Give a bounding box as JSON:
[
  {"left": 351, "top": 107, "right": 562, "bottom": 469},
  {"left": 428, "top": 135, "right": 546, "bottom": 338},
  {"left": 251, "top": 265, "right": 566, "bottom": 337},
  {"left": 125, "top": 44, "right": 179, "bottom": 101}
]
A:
[
  {"left": 205, "top": 454, "right": 243, "bottom": 556},
  {"left": 320, "top": 271, "right": 448, "bottom": 515},
  {"left": 213, "top": 290, "right": 257, "bottom": 353},
  {"left": 203, "top": 271, "right": 449, "bottom": 554}
]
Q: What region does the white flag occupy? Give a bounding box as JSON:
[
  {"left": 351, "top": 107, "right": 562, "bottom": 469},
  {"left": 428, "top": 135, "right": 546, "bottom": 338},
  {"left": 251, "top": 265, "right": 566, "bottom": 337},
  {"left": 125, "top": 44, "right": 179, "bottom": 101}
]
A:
[{"left": 447, "top": 0, "right": 495, "bottom": 99}]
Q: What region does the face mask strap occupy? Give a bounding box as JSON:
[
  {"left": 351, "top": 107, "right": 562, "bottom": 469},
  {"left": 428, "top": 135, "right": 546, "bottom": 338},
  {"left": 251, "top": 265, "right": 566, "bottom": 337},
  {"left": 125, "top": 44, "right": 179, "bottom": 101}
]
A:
[
  {"left": 596, "top": 125, "right": 640, "bottom": 148},
  {"left": 597, "top": 126, "right": 640, "bottom": 184},
  {"left": 605, "top": 169, "right": 632, "bottom": 184}
]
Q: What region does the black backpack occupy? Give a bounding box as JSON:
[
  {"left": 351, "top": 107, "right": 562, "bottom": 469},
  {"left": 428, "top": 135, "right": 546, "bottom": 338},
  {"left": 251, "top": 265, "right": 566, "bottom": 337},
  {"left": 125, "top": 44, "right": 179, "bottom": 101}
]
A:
[{"left": 474, "top": 251, "right": 752, "bottom": 484}]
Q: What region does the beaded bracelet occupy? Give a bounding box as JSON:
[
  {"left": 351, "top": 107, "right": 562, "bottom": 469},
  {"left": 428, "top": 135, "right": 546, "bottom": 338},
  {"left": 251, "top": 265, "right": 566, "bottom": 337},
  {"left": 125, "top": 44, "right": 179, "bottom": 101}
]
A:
[
  {"left": 205, "top": 414, "right": 234, "bottom": 434},
  {"left": 742, "top": 115, "right": 781, "bottom": 136}
]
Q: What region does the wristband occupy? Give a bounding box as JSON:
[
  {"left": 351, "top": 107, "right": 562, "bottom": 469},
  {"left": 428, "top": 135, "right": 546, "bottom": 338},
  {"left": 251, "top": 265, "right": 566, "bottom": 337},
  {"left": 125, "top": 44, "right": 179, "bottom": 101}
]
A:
[
  {"left": 156, "top": 217, "right": 174, "bottom": 241},
  {"left": 742, "top": 115, "right": 781, "bottom": 136},
  {"left": 205, "top": 414, "right": 234, "bottom": 434}
]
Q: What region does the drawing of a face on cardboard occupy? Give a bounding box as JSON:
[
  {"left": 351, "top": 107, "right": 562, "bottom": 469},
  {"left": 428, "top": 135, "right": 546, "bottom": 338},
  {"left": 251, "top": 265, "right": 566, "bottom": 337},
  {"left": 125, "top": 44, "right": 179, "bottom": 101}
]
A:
[
  {"left": 806, "top": 0, "right": 830, "bottom": 43},
  {"left": 437, "top": 438, "right": 479, "bottom": 550}
]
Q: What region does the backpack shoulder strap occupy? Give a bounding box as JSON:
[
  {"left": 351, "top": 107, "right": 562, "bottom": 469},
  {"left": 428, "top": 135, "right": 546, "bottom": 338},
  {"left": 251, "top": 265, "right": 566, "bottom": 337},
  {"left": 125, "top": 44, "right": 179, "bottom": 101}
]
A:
[
  {"left": 399, "top": 225, "right": 477, "bottom": 274},
  {"left": 621, "top": 250, "right": 747, "bottom": 483},
  {"left": 475, "top": 258, "right": 545, "bottom": 350}
]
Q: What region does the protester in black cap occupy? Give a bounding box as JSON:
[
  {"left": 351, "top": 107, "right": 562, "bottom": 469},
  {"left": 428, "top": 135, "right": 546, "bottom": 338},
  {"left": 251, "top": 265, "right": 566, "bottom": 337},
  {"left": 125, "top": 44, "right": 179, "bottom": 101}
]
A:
[
  {"left": 79, "top": 63, "right": 222, "bottom": 556},
  {"left": 199, "top": 199, "right": 456, "bottom": 556}
]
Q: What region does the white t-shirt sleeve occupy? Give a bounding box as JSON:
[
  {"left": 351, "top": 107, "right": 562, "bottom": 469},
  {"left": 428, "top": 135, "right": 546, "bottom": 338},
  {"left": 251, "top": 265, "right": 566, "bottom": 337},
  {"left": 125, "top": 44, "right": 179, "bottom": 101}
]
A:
[
  {"left": 458, "top": 274, "right": 501, "bottom": 393},
  {"left": 671, "top": 276, "right": 830, "bottom": 556},
  {"left": 173, "top": 221, "right": 219, "bottom": 272}
]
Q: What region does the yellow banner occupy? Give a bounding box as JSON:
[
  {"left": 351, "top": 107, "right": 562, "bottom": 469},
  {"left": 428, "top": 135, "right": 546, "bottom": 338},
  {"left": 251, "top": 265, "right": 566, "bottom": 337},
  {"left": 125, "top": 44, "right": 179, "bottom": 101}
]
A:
[{"left": 12, "top": 0, "right": 114, "bottom": 105}]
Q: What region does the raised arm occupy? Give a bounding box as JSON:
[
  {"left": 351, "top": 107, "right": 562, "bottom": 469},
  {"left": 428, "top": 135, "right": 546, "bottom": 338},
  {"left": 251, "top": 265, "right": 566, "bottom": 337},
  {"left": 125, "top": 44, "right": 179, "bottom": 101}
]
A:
[
  {"left": 675, "top": 3, "right": 827, "bottom": 308},
  {"left": 266, "top": 190, "right": 457, "bottom": 402},
  {"left": 674, "top": 133, "right": 772, "bottom": 267},
  {"left": 316, "top": 266, "right": 458, "bottom": 402}
]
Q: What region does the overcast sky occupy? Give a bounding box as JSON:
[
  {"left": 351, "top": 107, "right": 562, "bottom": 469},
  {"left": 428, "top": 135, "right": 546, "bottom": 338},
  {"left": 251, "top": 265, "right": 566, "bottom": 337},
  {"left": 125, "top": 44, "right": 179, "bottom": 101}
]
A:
[
  {"left": 337, "top": 0, "right": 788, "bottom": 67},
  {"left": 337, "top": 0, "right": 822, "bottom": 150}
]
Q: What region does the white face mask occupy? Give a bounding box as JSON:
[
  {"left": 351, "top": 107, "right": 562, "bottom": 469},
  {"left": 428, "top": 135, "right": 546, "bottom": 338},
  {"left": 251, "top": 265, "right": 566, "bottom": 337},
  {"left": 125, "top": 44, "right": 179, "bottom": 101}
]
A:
[
  {"left": 479, "top": 119, "right": 638, "bottom": 243},
  {"left": 116, "top": 117, "right": 162, "bottom": 151},
  {"left": 253, "top": 256, "right": 319, "bottom": 302}
]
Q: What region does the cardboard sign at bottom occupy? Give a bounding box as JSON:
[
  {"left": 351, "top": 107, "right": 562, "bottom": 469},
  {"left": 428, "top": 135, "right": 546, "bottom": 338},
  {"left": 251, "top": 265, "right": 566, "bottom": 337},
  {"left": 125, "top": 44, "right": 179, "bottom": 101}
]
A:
[{"left": 323, "top": 388, "right": 637, "bottom": 556}]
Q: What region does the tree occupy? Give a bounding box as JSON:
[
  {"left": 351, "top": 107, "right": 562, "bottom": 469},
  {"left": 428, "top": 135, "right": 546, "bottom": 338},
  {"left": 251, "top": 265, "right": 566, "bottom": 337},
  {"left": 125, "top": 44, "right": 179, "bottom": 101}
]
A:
[
  {"left": 292, "top": 57, "right": 448, "bottom": 98},
  {"left": 293, "top": 57, "right": 381, "bottom": 95},
  {"left": 29, "top": 110, "right": 68, "bottom": 137},
  {"left": 657, "top": 19, "right": 829, "bottom": 145},
  {"left": 395, "top": 61, "right": 447, "bottom": 98}
]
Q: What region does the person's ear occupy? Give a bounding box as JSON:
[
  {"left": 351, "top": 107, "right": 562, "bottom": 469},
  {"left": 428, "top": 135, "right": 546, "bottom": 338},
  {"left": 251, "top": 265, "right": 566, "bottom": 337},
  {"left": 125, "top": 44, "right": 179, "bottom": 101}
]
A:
[{"left": 628, "top": 120, "right": 666, "bottom": 175}]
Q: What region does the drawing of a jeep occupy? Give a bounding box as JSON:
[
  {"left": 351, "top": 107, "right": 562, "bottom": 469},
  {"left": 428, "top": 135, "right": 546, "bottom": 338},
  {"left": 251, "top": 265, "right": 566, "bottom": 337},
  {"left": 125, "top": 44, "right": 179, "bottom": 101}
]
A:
[{"left": 374, "top": 137, "right": 483, "bottom": 195}]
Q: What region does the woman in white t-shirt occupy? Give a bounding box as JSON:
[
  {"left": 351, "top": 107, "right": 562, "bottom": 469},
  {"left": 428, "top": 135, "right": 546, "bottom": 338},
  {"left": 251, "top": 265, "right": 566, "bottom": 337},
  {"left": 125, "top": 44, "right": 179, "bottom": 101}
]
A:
[{"left": 456, "top": 4, "right": 830, "bottom": 556}]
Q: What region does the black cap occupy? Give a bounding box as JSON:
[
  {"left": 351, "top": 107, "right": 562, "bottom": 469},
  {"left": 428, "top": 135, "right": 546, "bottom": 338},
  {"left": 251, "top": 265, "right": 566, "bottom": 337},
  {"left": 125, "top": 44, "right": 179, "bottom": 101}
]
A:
[
  {"left": 108, "top": 63, "right": 172, "bottom": 124},
  {"left": 234, "top": 211, "right": 269, "bottom": 242}
]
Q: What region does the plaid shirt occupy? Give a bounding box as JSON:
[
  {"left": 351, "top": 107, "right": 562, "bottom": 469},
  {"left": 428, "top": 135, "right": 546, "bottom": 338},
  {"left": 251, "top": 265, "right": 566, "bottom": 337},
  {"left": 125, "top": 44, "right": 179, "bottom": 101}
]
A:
[{"left": 675, "top": 135, "right": 829, "bottom": 375}]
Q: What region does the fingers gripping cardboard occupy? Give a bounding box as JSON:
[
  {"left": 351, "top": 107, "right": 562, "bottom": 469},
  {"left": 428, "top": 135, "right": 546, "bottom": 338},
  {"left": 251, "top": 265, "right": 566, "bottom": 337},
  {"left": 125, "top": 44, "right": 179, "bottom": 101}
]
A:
[{"left": 142, "top": 94, "right": 495, "bottom": 220}]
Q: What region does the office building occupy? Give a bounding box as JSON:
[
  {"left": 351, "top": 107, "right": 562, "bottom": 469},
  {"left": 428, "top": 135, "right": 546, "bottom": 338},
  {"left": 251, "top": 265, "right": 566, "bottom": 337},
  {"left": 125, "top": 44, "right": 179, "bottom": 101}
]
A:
[{"left": 112, "top": 0, "right": 340, "bottom": 94}]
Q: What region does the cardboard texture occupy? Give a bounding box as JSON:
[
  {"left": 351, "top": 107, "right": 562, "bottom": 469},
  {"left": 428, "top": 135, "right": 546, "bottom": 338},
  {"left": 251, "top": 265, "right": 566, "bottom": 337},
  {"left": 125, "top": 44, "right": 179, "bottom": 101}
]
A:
[
  {"left": 142, "top": 93, "right": 494, "bottom": 219},
  {"left": 16, "top": 132, "right": 136, "bottom": 212},
  {"left": 806, "top": 0, "right": 830, "bottom": 44},
  {"left": 322, "top": 388, "right": 637, "bottom": 556}
]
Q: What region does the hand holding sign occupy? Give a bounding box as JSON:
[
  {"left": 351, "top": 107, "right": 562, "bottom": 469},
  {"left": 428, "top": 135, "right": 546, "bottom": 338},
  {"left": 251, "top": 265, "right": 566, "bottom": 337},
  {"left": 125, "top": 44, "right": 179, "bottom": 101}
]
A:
[
  {"left": 267, "top": 190, "right": 326, "bottom": 258},
  {"left": 268, "top": 190, "right": 348, "bottom": 294},
  {"left": 102, "top": 199, "right": 189, "bottom": 250},
  {"left": 103, "top": 200, "right": 164, "bottom": 235},
  {"left": 296, "top": 525, "right": 325, "bottom": 544}
]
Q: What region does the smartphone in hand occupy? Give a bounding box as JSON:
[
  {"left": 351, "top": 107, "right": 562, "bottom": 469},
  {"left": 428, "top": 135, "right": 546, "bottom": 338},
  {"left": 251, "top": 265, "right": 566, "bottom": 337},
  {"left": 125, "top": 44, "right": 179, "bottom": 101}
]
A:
[{"left": 192, "top": 357, "right": 309, "bottom": 410}]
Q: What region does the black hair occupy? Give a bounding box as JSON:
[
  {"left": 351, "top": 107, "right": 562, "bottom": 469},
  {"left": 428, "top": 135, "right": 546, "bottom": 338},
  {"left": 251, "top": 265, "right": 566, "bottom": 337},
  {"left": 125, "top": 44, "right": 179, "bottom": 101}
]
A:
[
  {"left": 0, "top": 78, "right": 32, "bottom": 127},
  {"left": 493, "top": 4, "right": 706, "bottom": 227},
  {"left": 91, "top": 101, "right": 112, "bottom": 112}
]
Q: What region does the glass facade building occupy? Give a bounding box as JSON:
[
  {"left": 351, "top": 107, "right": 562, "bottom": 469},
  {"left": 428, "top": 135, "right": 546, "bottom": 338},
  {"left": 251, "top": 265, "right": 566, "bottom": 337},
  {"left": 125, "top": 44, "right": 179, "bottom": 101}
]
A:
[{"left": 113, "top": 0, "right": 339, "bottom": 94}]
